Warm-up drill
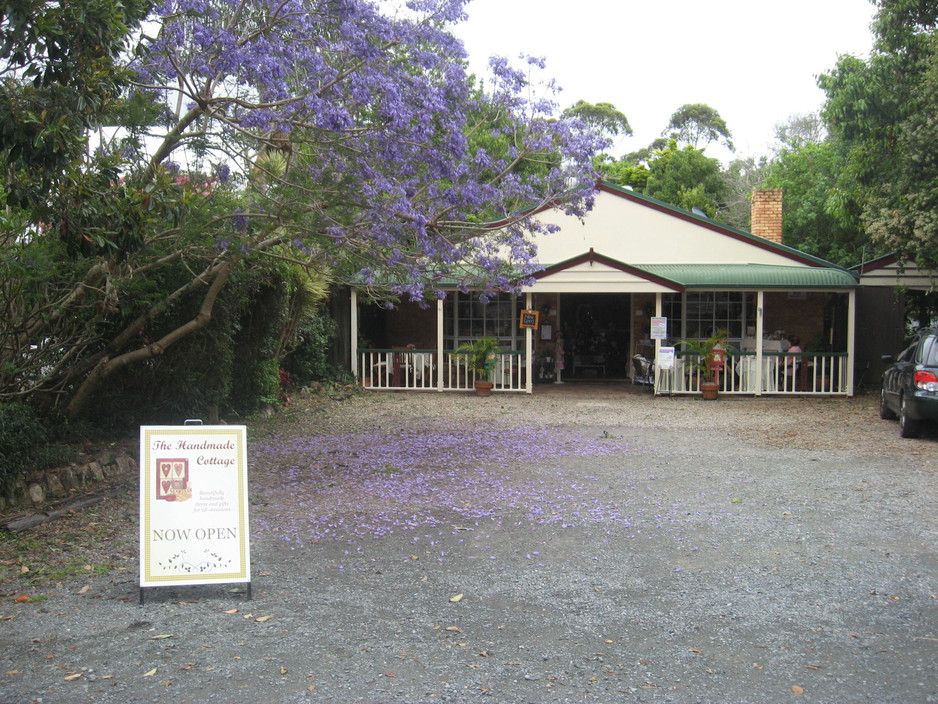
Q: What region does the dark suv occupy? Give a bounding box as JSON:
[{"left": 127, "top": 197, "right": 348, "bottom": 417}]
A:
[{"left": 880, "top": 328, "right": 938, "bottom": 437}]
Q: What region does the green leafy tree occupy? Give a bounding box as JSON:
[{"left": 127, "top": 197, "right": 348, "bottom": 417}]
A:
[
  {"left": 600, "top": 156, "right": 649, "bottom": 191},
  {"left": 663, "top": 103, "right": 734, "bottom": 152},
  {"left": 0, "top": 0, "right": 152, "bottom": 208},
  {"left": 644, "top": 141, "right": 727, "bottom": 217},
  {"left": 762, "top": 140, "right": 868, "bottom": 265},
  {"left": 720, "top": 155, "right": 771, "bottom": 230},
  {"left": 561, "top": 100, "right": 632, "bottom": 141},
  {"left": 818, "top": 0, "right": 938, "bottom": 263},
  {"left": 861, "top": 31, "right": 938, "bottom": 262}
]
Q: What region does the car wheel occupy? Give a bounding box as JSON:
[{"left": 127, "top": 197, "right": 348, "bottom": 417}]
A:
[
  {"left": 880, "top": 388, "right": 897, "bottom": 420},
  {"left": 899, "top": 394, "right": 920, "bottom": 438}
]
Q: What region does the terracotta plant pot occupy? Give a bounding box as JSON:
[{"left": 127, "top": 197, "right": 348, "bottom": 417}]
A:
[
  {"left": 474, "top": 381, "right": 494, "bottom": 397},
  {"left": 700, "top": 381, "right": 719, "bottom": 400}
]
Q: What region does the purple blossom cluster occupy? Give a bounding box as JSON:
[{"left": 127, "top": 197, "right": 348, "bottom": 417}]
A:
[{"left": 131, "top": 0, "right": 606, "bottom": 299}]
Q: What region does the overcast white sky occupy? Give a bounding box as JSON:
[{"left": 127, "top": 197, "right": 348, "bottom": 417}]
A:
[{"left": 453, "top": 0, "right": 877, "bottom": 164}]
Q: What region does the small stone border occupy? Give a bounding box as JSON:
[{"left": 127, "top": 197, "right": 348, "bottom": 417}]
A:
[{"left": 0, "top": 449, "right": 138, "bottom": 515}]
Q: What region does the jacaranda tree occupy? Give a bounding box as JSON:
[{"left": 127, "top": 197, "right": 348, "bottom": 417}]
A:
[{"left": 0, "top": 0, "right": 604, "bottom": 420}]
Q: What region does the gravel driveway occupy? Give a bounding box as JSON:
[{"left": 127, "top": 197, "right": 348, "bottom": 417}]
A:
[{"left": 1, "top": 386, "right": 936, "bottom": 703}]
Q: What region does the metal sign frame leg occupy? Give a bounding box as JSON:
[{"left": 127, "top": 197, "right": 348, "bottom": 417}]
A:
[{"left": 138, "top": 582, "right": 252, "bottom": 606}]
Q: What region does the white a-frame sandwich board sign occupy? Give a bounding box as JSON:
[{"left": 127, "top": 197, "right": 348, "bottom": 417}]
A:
[{"left": 139, "top": 424, "right": 250, "bottom": 603}]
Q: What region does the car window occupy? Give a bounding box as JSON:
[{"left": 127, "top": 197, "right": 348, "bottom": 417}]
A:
[
  {"left": 922, "top": 335, "right": 938, "bottom": 366},
  {"left": 897, "top": 340, "right": 918, "bottom": 363}
]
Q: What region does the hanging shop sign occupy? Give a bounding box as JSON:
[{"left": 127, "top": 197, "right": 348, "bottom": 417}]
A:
[
  {"left": 139, "top": 425, "right": 250, "bottom": 592},
  {"left": 519, "top": 309, "right": 540, "bottom": 329}
]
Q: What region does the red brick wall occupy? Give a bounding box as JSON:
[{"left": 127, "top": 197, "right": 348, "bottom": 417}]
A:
[
  {"left": 763, "top": 292, "right": 825, "bottom": 347},
  {"left": 751, "top": 189, "right": 783, "bottom": 243},
  {"left": 385, "top": 303, "right": 437, "bottom": 348}
]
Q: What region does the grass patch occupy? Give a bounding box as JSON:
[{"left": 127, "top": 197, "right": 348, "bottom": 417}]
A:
[{"left": 374, "top": 464, "right": 402, "bottom": 475}]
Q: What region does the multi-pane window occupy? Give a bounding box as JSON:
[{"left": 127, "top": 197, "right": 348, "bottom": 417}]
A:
[
  {"left": 664, "top": 292, "right": 753, "bottom": 341},
  {"left": 446, "top": 293, "right": 519, "bottom": 348},
  {"left": 663, "top": 293, "right": 683, "bottom": 339}
]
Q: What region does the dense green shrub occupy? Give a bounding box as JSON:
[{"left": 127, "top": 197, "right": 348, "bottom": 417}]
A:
[
  {"left": 282, "top": 313, "right": 353, "bottom": 387},
  {"left": 54, "top": 256, "right": 343, "bottom": 430},
  {"left": 0, "top": 402, "right": 73, "bottom": 491},
  {"left": 231, "top": 359, "right": 282, "bottom": 415},
  {"left": 228, "top": 280, "right": 289, "bottom": 415},
  {"left": 81, "top": 276, "right": 244, "bottom": 431},
  {"left": 80, "top": 262, "right": 294, "bottom": 429},
  {"left": 0, "top": 402, "right": 46, "bottom": 490}
]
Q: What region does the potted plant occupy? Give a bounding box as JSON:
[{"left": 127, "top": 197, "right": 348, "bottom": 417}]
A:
[
  {"left": 456, "top": 337, "right": 501, "bottom": 396},
  {"left": 680, "top": 329, "right": 729, "bottom": 400}
]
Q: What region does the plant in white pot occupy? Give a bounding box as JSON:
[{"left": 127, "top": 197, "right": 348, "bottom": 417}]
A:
[
  {"left": 680, "top": 329, "right": 729, "bottom": 400},
  {"left": 456, "top": 337, "right": 500, "bottom": 396}
]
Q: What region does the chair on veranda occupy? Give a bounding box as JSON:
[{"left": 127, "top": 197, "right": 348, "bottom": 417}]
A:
[{"left": 631, "top": 354, "right": 654, "bottom": 392}]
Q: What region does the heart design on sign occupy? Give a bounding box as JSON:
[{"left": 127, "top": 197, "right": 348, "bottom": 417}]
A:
[
  {"left": 161, "top": 480, "right": 171, "bottom": 493},
  {"left": 162, "top": 466, "right": 170, "bottom": 477}
]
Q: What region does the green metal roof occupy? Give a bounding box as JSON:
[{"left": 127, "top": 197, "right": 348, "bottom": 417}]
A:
[
  {"left": 351, "top": 263, "right": 858, "bottom": 291},
  {"left": 638, "top": 264, "right": 858, "bottom": 289}
]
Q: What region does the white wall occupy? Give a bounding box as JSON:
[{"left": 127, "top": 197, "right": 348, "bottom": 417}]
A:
[{"left": 529, "top": 190, "right": 811, "bottom": 268}]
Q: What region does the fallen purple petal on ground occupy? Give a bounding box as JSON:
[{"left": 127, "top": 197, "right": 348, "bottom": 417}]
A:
[{"left": 248, "top": 426, "right": 642, "bottom": 543}]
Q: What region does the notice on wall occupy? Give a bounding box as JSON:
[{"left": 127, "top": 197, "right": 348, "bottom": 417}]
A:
[
  {"left": 139, "top": 425, "right": 250, "bottom": 588},
  {"left": 650, "top": 317, "right": 668, "bottom": 340}
]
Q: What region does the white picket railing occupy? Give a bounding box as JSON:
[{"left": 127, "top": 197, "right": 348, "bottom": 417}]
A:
[
  {"left": 360, "top": 349, "right": 848, "bottom": 395},
  {"left": 655, "top": 353, "right": 850, "bottom": 395},
  {"left": 359, "top": 349, "right": 526, "bottom": 392}
]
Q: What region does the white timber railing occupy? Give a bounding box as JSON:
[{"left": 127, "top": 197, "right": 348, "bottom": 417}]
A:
[
  {"left": 655, "top": 352, "right": 850, "bottom": 396},
  {"left": 359, "top": 348, "right": 526, "bottom": 392}
]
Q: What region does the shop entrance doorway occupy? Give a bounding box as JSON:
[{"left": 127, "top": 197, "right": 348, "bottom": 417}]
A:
[{"left": 559, "top": 293, "right": 631, "bottom": 379}]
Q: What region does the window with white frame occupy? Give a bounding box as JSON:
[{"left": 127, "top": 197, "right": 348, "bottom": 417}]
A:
[{"left": 445, "top": 292, "right": 519, "bottom": 349}]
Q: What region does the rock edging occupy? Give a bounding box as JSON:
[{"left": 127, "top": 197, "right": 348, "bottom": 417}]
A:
[{"left": 0, "top": 450, "right": 138, "bottom": 515}]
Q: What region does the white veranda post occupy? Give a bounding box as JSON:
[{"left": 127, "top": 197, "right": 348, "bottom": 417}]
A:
[
  {"left": 525, "top": 293, "right": 533, "bottom": 394},
  {"left": 755, "top": 290, "right": 765, "bottom": 395},
  {"left": 847, "top": 288, "right": 856, "bottom": 395},
  {"left": 437, "top": 298, "right": 445, "bottom": 392}
]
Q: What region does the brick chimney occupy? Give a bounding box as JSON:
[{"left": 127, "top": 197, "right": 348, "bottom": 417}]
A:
[{"left": 750, "top": 189, "right": 783, "bottom": 243}]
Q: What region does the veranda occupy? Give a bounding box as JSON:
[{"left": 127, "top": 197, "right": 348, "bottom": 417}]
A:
[{"left": 352, "top": 288, "right": 855, "bottom": 397}]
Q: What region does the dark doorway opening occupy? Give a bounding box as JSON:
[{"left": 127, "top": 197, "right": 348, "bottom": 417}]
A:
[{"left": 560, "top": 293, "right": 631, "bottom": 379}]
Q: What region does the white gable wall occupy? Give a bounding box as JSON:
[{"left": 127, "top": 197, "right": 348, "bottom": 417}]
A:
[
  {"left": 529, "top": 189, "right": 810, "bottom": 268},
  {"left": 527, "top": 260, "right": 678, "bottom": 293},
  {"left": 859, "top": 258, "right": 937, "bottom": 290}
]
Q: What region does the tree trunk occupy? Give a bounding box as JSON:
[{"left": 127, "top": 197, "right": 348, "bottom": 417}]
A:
[{"left": 65, "top": 261, "right": 236, "bottom": 419}]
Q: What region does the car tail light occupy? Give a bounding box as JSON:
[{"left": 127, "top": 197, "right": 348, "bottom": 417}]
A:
[{"left": 914, "top": 370, "right": 938, "bottom": 392}]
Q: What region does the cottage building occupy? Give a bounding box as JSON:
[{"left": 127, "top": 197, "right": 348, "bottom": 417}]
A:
[{"left": 350, "top": 182, "right": 859, "bottom": 396}]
